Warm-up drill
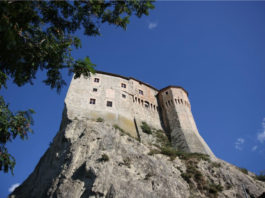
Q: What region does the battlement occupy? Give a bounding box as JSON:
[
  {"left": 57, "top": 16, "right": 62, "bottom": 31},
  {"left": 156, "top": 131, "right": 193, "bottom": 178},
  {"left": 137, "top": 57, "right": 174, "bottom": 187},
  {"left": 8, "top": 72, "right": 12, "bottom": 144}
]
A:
[{"left": 65, "top": 71, "right": 214, "bottom": 158}]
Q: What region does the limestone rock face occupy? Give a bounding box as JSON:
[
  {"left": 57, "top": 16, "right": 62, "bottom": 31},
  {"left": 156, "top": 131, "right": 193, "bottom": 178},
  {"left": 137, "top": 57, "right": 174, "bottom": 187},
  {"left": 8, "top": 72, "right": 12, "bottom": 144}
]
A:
[{"left": 10, "top": 113, "right": 265, "bottom": 198}]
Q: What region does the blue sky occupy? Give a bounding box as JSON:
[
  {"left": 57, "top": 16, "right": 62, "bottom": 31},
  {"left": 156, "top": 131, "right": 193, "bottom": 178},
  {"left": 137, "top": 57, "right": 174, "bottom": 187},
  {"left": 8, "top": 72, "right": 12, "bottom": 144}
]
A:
[{"left": 1, "top": 1, "right": 265, "bottom": 197}]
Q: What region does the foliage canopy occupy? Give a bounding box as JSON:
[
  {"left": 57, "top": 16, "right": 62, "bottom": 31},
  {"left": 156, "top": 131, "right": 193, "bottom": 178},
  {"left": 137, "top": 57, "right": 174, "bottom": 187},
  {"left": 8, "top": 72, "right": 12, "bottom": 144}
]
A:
[{"left": 0, "top": 0, "right": 154, "bottom": 174}]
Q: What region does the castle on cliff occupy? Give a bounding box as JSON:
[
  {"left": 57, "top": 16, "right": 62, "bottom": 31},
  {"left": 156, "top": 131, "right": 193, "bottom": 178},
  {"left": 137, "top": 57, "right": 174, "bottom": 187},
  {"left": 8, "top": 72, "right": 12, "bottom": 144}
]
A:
[{"left": 65, "top": 71, "right": 214, "bottom": 157}]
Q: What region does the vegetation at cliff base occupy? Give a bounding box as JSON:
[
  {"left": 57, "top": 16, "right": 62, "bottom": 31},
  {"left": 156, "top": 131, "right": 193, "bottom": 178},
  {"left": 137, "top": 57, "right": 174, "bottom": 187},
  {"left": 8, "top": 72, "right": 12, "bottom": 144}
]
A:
[
  {"left": 180, "top": 157, "right": 223, "bottom": 198},
  {"left": 0, "top": 0, "right": 155, "bottom": 174},
  {"left": 238, "top": 167, "right": 248, "bottom": 175},
  {"left": 256, "top": 171, "right": 265, "bottom": 182}
]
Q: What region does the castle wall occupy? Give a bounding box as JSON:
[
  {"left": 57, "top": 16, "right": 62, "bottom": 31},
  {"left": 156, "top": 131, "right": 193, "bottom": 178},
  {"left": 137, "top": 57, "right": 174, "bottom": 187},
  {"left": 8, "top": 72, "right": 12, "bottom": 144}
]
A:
[
  {"left": 65, "top": 71, "right": 214, "bottom": 157},
  {"left": 158, "top": 87, "right": 214, "bottom": 157},
  {"left": 64, "top": 72, "right": 163, "bottom": 138}
]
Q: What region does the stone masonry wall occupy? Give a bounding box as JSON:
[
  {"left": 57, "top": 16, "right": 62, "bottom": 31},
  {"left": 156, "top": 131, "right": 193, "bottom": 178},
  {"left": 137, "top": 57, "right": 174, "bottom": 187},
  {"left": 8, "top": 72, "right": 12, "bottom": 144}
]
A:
[
  {"left": 158, "top": 87, "right": 214, "bottom": 157},
  {"left": 65, "top": 71, "right": 214, "bottom": 157},
  {"left": 65, "top": 72, "right": 163, "bottom": 138}
]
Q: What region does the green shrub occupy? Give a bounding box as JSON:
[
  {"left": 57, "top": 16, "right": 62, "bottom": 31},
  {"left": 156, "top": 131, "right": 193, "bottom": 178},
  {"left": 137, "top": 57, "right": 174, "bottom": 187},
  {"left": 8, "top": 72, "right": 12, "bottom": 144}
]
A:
[
  {"left": 113, "top": 124, "right": 125, "bottom": 133},
  {"left": 98, "top": 154, "right": 109, "bottom": 162},
  {"left": 144, "top": 172, "right": 153, "bottom": 180},
  {"left": 167, "top": 149, "right": 210, "bottom": 162},
  {"left": 96, "top": 117, "right": 104, "bottom": 122},
  {"left": 211, "top": 162, "right": 221, "bottom": 168},
  {"left": 208, "top": 183, "right": 223, "bottom": 194},
  {"left": 160, "top": 146, "right": 178, "bottom": 160},
  {"left": 123, "top": 157, "right": 131, "bottom": 168},
  {"left": 181, "top": 172, "right": 191, "bottom": 183},
  {"left": 238, "top": 167, "right": 248, "bottom": 175},
  {"left": 154, "top": 129, "right": 171, "bottom": 147},
  {"left": 186, "top": 153, "right": 210, "bottom": 162},
  {"left": 141, "top": 122, "right": 152, "bottom": 134},
  {"left": 256, "top": 172, "right": 265, "bottom": 182},
  {"left": 148, "top": 149, "right": 160, "bottom": 156}
]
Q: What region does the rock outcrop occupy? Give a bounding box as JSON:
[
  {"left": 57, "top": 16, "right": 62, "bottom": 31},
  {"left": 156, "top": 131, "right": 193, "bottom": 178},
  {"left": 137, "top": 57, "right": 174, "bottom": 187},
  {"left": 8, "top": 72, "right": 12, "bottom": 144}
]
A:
[{"left": 10, "top": 111, "right": 265, "bottom": 198}]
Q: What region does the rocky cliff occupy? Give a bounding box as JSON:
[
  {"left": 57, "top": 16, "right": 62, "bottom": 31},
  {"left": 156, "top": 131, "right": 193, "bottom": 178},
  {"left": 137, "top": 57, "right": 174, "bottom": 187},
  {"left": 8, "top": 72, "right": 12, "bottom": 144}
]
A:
[{"left": 10, "top": 111, "right": 265, "bottom": 198}]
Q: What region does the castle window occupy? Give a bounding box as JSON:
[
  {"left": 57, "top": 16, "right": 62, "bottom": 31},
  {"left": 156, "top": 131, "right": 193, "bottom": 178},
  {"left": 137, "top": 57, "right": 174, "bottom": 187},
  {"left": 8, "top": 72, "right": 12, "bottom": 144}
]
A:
[
  {"left": 106, "top": 101, "right": 112, "bottom": 107},
  {"left": 138, "top": 98, "right": 140, "bottom": 104},
  {"left": 121, "top": 83, "right": 126, "bottom": 88},
  {"left": 93, "top": 88, "right": 97, "bottom": 92},
  {"left": 144, "top": 101, "right": 149, "bottom": 108},
  {"left": 181, "top": 99, "right": 183, "bottom": 104},
  {"left": 90, "top": 98, "right": 96, "bottom": 104},
  {"left": 94, "top": 78, "right": 100, "bottom": 83},
  {"left": 122, "top": 94, "right": 126, "bottom": 98},
  {"left": 139, "top": 89, "right": 143, "bottom": 95},
  {"left": 175, "top": 99, "right": 177, "bottom": 104},
  {"left": 166, "top": 91, "right": 168, "bottom": 95}
]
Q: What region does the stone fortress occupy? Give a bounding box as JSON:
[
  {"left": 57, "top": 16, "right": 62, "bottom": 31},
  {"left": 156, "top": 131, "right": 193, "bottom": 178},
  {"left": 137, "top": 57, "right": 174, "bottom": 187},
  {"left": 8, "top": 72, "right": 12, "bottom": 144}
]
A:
[{"left": 65, "top": 71, "right": 214, "bottom": 158}]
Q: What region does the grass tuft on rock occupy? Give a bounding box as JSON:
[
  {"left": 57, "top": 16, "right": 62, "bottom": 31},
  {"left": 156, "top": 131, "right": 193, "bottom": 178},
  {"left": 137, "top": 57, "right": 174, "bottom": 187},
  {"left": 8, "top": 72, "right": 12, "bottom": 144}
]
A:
[
  {"left": 238, "top": 167, "right": 248, "bottom": 175},
  {"left": 141, "top": 122, "right": 152, "bottom": 134},
  {"left": 98, "top": 154, "right": 109, "bottom": 162},
  {"left": 256, "top": 172, "right": 265, "bottom": 182},
  {"left": 208, "top": 183, "right": 224, "bottom": 195},
  {"left": 96, "top": 117, "right": 104, "bottom": 122},
  {"left": 211, "top": 162, "right": 221, "bottom": 168}
]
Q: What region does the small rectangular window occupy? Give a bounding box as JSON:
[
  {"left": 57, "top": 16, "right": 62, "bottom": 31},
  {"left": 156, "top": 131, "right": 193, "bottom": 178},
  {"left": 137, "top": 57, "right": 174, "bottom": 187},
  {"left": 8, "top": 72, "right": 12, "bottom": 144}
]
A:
[
  {"left": 106, "top": 101, "right": 112, "bottom": 107},
  {"left": 121, "top": 83, "right": 126, "bottom": 88},
  {"left": 94, "top": 78, "right": 99, "bottom": 83},
  {"left": 93, "top": 88, "right": 97, "bottom": 92},
  {"left": 166, "top": 91, "right": 168, "bottom": 95},
  {"left": 122, "top": 94, "right": 126, "bottom": 98},
  {"left": 139, "top": 89, "right": 143, "bottom": 95},
  {"left": 90, "top": 98, "right": 96, "bottom": 104}
]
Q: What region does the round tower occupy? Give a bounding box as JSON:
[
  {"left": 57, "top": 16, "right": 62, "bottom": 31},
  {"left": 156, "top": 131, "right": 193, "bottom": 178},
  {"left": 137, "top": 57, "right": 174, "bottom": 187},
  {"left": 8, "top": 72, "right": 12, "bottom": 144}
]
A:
[{"left": 158, "top": 86, "right": 214, "bottom": 157}]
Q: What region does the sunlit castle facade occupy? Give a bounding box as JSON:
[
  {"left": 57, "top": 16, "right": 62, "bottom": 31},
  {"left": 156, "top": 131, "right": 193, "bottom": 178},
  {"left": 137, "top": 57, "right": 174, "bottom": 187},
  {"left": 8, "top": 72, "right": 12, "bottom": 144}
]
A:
[{"left": 65, "top": 71, "right": 214, "bottom": 158}]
